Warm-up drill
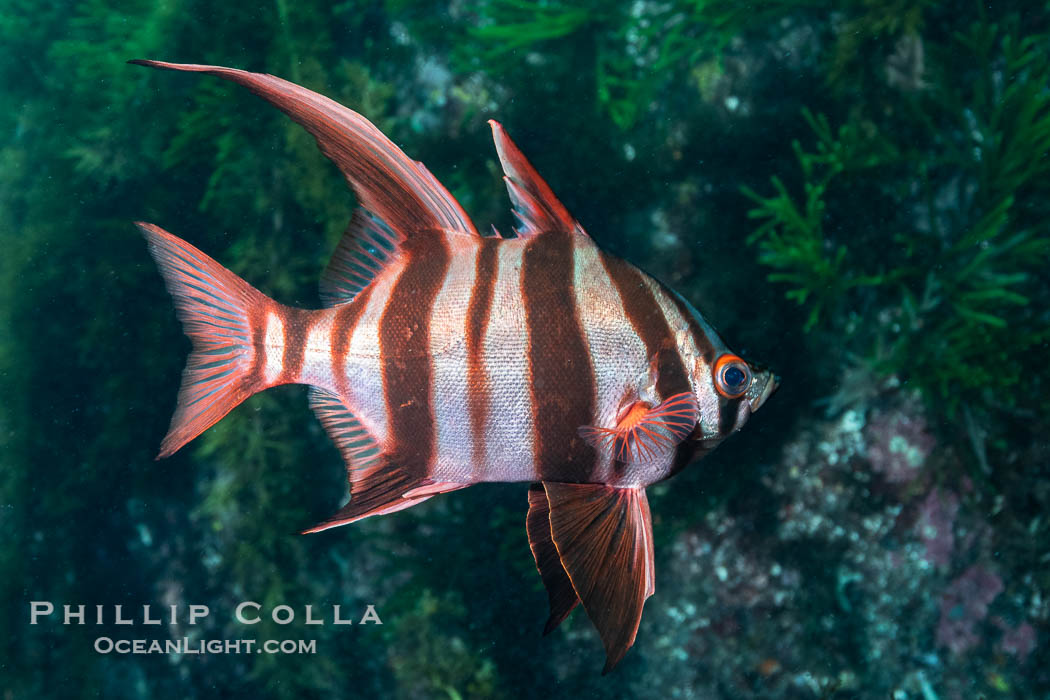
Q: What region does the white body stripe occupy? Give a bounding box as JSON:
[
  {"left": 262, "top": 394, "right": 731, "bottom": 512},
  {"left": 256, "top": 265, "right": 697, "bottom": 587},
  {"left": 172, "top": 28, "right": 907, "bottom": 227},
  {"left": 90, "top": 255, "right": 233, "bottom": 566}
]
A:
[
  {"left": 475, "top": 239, "right": 536, "bottom": 481},
  {"left": 343, "top": 258, "right": 406, "bottom": 445},
  {"left": 262, "top": 311, "right": 284, "bottom": 385},
  {"left": 428, "top": 234, "right": 480, "bottom": 481},
  {"left": 299, "top": 311, "right": 337, "bottom": 389}
]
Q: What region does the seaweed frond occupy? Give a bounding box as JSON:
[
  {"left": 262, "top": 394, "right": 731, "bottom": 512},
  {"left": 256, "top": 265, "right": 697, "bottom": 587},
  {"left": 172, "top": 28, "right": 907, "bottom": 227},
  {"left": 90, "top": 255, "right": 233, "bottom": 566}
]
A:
[{"left": 744, "top": 16, "right": 1050, "bottom": 419}]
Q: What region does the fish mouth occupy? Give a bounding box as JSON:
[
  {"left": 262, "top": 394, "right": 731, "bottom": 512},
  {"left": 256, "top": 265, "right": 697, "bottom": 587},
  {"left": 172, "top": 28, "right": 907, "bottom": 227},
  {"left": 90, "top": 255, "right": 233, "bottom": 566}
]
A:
[{"left": 746, "top": 368, "right": 779, "bottom": 413}]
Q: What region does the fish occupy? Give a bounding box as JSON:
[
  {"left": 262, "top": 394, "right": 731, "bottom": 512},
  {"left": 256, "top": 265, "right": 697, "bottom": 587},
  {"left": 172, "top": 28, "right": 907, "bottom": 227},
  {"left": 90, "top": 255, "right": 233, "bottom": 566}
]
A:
[{"left": 131, "top": 59, "right": 778, "bottom": 673}]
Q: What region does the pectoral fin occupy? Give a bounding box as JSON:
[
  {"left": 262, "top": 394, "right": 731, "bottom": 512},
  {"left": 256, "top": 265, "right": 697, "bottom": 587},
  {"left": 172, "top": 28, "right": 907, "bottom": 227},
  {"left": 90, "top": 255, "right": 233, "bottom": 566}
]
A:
[
  {"left": 578, "top": 392, "right": 698, "bottom": 463},
  {"left": 542, "top": 482, "right": 655, "bottom": 674}
]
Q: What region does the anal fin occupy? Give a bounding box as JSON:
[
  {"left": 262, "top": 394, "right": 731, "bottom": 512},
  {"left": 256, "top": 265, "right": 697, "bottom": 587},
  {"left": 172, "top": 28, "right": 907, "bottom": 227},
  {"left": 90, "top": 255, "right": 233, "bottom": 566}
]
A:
[
  {"left": 305, "top": 388, "right": 435, "bottom": 532},
  {"left": 402, "top": 480, "right": 469, "bottom": 500},
  {"left": 526, "top": 483, "right": 580, "bottom": 634},
  {"left": 543, "top": 482, "right": 655, "bottom": 674}
]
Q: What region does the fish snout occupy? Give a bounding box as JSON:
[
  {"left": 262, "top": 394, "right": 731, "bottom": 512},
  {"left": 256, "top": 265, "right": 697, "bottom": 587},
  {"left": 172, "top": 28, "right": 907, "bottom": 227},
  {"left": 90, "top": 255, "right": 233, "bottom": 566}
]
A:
[{"left": 747, "top": 368, "right": 779, "bottom": 413}]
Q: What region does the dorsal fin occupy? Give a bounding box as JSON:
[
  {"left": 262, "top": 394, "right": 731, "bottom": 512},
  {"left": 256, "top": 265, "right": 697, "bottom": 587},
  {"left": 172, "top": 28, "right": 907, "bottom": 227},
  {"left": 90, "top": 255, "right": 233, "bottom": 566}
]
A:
[
  {"left": 131, "top": 61, "right": 479, "bottom": 241},
  {"left": 131, "top": 60, "right": 481, "bottom": 307},
  {"left": 488, "top": 120, "right": 582, "bottom": 238}
]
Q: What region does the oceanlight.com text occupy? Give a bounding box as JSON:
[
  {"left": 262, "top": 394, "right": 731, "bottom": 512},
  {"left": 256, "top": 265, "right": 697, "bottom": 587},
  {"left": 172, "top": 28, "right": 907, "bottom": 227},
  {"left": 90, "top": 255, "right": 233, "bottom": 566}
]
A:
[{"left": 94, "top": 637, "right": 317, "bottom": 655}]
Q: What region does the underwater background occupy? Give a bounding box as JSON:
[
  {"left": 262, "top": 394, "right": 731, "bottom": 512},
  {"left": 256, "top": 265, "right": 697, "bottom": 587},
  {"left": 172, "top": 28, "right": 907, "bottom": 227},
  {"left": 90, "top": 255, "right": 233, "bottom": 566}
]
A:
[{"left": 2, "top": 0, "right": 1048, "bottom": 697}]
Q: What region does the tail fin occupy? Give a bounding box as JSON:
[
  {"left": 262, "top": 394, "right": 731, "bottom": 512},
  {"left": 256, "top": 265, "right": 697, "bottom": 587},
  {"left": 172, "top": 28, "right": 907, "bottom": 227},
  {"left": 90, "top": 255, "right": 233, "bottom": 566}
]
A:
[{"left": 138, "top": 222, "right": 271, "bottom": 458}]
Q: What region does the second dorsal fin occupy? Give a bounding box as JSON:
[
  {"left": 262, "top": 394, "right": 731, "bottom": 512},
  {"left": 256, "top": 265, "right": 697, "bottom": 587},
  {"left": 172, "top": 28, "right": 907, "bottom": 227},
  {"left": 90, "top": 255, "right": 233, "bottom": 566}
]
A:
[{"left": 319, "top": 208, "right": 402, "bottom": 307}]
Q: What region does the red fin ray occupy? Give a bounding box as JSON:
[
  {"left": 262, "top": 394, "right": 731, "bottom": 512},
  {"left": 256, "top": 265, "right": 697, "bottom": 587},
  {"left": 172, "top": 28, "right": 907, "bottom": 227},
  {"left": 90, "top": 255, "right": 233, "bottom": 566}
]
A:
[
  {"left": 319, "top": 209, "right": 403, "bottom": 307},
  {"left": 578, "top": 392, "right": 698, "bottom": 464},
  {"left": 130, "top": 60, "right": 479, "bottom": 243},
  {"left": 402, "top": 480, "right": 470, "bottom": 500},
  {"left": 138, "top": 222, "right": 272, "bottom": 458},
  {"left": 304, "top": 389, "right": 456, "bottom": 532},
  {"left": 488, "top": 120, "right": 581, "bottom": 238},
  {"left": 526, "top": 484, "right": 580, "bottom": 634},
  {"left": 308, "top": 388, "right": 384, "bottom": 473},
  {"left": 542, "top": 482, "right": 655, "bottom": 674}
]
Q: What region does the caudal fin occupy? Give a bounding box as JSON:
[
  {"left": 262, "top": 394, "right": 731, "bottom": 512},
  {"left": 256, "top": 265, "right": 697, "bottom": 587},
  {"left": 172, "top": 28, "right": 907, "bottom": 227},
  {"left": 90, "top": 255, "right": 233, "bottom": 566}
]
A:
[{"left": 138, "top": 222, "right": 271, "bottom": 458}]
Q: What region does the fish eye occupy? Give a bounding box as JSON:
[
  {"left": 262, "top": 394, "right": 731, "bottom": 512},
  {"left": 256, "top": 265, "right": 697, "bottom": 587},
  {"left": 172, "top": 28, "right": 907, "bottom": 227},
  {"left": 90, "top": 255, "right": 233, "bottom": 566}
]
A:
[{"left": 714, "top": 354, "right": 751, "bottom": 399}]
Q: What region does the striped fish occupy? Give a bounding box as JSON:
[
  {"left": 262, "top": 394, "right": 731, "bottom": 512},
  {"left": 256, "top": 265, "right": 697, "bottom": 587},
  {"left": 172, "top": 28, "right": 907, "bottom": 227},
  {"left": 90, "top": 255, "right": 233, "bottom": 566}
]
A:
[{"left": 133, "top": 60, "right": 778, "bottom": 672}]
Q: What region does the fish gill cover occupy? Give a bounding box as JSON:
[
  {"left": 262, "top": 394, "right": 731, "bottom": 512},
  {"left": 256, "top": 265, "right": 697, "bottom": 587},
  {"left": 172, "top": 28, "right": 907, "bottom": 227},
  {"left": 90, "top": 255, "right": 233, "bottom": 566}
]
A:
[{"left": 1, "top": 0, "right": 1048, "bottom": 698}]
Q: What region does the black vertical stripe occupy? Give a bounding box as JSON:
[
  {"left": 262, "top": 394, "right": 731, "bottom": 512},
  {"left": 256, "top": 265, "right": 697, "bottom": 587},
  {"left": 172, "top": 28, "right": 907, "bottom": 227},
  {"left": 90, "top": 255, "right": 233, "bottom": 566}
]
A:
[
  {"left": 466, "top": 239, "right": 499, "bottom": 470},
  {"left": 719, "top": 397, "right": 742, "bottom": 436},
  {"left": 667, "top": 441, "right": 702, "bottom": 480},
  {"left": 280, "top": 307, "right": 307, "bottom": 384},
  {"left": 599, "top": 252, "right": 691, "bottom": 399},
  {"left": 378, "top": 234, "right": 450, "bottom": 478},
  {"left": 248, "top": 306, "right": 268, "bottom": 387},
  {"left": 522, "top": 232, "right": 596, "bottom": 483}
]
